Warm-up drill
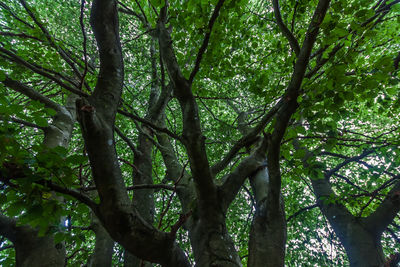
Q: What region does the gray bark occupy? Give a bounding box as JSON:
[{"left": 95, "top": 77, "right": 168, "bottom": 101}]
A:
[
  {"left": 311, "top": 177, "right": 400, "bottom": 267},
  {"left": 88, "top": 214, "right": 115, "bottom": 267},
  {"left": 76, "top": 0, "right": 190, "bottom": 265},
  {"left": 248, "top": 166, "right": 286, "bottom": 267},
  {"left": 124, "top": 36, "right": 160, "bottom": 267}
]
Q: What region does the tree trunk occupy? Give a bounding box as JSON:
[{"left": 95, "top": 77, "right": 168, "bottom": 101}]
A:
[
  {"left": 87, "top": 212, "right": 115, "bottom": 267},
  {"left": 248, "top": 166, "right": 286, "bottom": 267},
  {"left": 310, "top": 173, "right": 400, "bottom": 267},
  {"left": 189, "top": 216, "right": 242, "bottom": 267},
  {"left": 339, "top": 222, "right": 384, "bottom": 267}
]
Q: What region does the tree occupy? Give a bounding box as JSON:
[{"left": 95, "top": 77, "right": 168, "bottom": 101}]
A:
[{"left": 0, "top": 0, "right": 399, "bottom": 266}]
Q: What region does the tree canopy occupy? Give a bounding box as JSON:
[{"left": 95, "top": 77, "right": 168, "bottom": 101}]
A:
[{"left": 0, "top": 0, "right": 399, "bottom": 266}]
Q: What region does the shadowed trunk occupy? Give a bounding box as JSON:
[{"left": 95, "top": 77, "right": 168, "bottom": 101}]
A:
[
  {"left": 88, "top": 214, "right": 115, "bottom": 267},
  {"left": 311, "top": 177, "right": 400, "bottom": 267},
  {"left": 248, "top": 165, "right": 286, "bottom": 267}
]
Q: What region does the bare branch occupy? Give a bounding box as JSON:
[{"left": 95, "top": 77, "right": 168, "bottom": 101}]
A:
[
  {"left": 0, "top": 47, "right": 88, "bottom": 97},
  {"left": 287, "top": 204, "right": 318, "bottom": 222},
  {"left": 211, "top": 101, "right": 282, "bottom": 175}
]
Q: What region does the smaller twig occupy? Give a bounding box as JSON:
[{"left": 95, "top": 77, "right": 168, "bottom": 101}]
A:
[
  {"left": 0, "top": 116, "right": 46, "bottom": 130},
  {"left": 158, "top": 161, "right": 188, "bottom": 229},
  {"left": 115, "top": 127, "right": 140, "bottom": 156},
  {"left": 118, "top": 109, "right": 182, "bottom": 141},
  {"left": 169, "top": 210, "right": 192, "bottom": 237},
  {"left": 272, "top": 0, "right": 300, "bottom": 56},
  {"left": 287, "top": 204, "right": 318, "bottom": 222}
]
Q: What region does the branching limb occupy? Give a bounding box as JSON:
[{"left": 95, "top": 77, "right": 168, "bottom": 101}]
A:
[
  {"left": 0, "top": 116, "right": 46, "bottom": 130},
  {"left": 219, "top": 136, "right": 269, "bottom": 211},
  {"left": 364, "top": 179, "right": 400, "bottom": 234},
  {"left": 0, "top": 47, "right": 87, "bottom": 97},
  {"left": 287, "top": 204, "right": 318, "bottom": 222},
  {"left": 267, "top": 0, "right": 331, "bottom": 201},
  {"left": 19, "top": 0, "right": 83, "bottom": 79},
  {"left": 272, "top": 0, "right": 300, "bottom": 56},
  {"left": 157, "top": 3, "right": 217, "bottom": 213},
  {"left": 211, "top": 102, "right": 282, "bottom": 175},
  {"left": 115, "top": 127, "right": 140, "bottom": 156},
  {"left": 2, "top": 76, "right": 64, "bottom": 112}
]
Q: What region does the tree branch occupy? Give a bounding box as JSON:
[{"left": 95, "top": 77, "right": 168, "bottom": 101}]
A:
[
  {"left": 0, "top": 47, "right": 87, "bottom": 97},
  {"left": 0, "top": 116, "right": 46, "bottom": 130},
  {"left": 2, "top": 76, "right": 64, "bottom": 112},
  {"left": 219, "top": 136, "right": 269, "bottom": 211},
  {"left": 364, "top": 179, "right": 400, "bottom": 235},
  {"left": 211, "top": 101, "right": 282, "bottom": 175},
  {"left": 267, "top": 0, "right": 331, "bottom": 199},
  {"left": 188, "top": 0, "right": 226, "bottom": 83},
  {"left": 272, "top": 0, "right": 300, "bottom": 56},
  {"left": 118, "top": 109, "right": 182, "bottom": 141}
]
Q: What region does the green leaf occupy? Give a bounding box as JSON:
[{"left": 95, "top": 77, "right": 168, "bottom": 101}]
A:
[
  {"left": 54, "top": 232, "right": 67, "bottom": 244},
  {"left": 386, "top": 87, "right": 397, "bottom": 96},
  {"left": 150, "top": 0, "right": 165, "bottom": 8},
  {"left": 7, "top": 201, "right": 25, "bottom": 216},
  {"left": 34, "top": 117, "right": 48, "bottom": 127},
  {"left": 44, "top": 108, "right": 57, "bottom": 116},
  {"left": 66, "top": 154, "right": 87, "bottom": 165},
  {"left": 0, "top": 70, "right": 6, "bottom": 81}
]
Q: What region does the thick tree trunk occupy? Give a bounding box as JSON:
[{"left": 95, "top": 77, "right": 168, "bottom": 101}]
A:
[
  {"left": 87, "top": 211, "right": 115, "bottom": 267},
  {"left": 339, "top": 222, "right": 384, "bottom": 267},
  {"left": 124, "top": 37, "right": 159, "bottom": 267},
  {"left": 189, "top": 217, "right": 242, "bottom": 267},
  {"left": 248, "top": 166, "right": 286, "bottom": 267},
  {"left": 310, "top": 174, "right": 400, "bottom": 267},
  {"left": 0, "top": 211, "right": 66, "bottom": 267},
  {"left": 124, "top": 130, "right": 154, "bottom": 267}
]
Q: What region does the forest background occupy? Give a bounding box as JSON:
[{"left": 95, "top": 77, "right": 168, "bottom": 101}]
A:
[{"left": 0, "top": 0, "right": 400, "bottom": 266}]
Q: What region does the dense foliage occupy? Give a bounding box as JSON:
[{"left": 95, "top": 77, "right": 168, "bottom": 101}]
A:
[{"left": 0, "top": 0, "right": 399, "bottom": 266}]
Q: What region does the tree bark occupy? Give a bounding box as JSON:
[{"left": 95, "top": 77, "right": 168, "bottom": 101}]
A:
[
  {"left": 88, "top": 214, "right": 115, "bottom": 267},
  {"left": 248, "top": 166, "right": 286, "bottom": 267},
  {"left": 311, "top": 177, "right": 400, "bottom": 267}
]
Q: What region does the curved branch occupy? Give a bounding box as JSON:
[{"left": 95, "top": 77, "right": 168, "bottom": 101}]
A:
[
  {"left": 272, "top": 0, "right": 300, "bottom": 56},
  {"left": 0, "top": 47, "right": 87, "bottom": 97},
  {"left": 219, "top": 137, "right": 269, "bottom": 211},
  {"left": 19, "top": 0, "right": 83, "bottom": 79}
]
